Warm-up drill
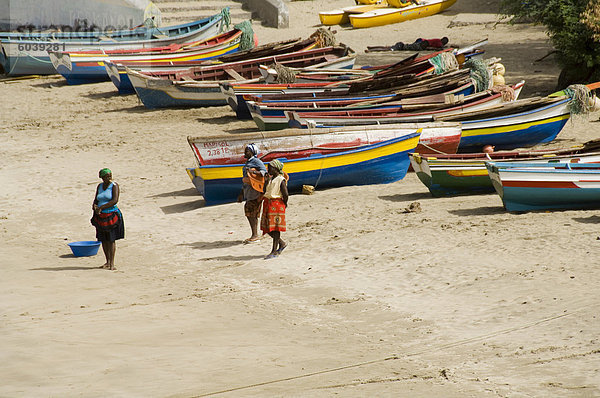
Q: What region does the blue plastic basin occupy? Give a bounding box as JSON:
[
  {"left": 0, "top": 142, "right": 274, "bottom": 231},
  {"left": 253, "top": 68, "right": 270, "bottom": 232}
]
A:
[{"left": 68, "top": 241, "right": 101, "bottom": 257}]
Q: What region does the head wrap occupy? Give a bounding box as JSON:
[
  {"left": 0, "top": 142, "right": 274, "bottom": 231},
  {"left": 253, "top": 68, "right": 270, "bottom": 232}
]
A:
[
  {"left": 269, "top": 159, "right": 284, "bottom": 172},
  {"left": 99, "top": 168, "right": 112, "bottom": 178},
  {"left": 245, "top": 144, "right": 259, "bottom": 157}
]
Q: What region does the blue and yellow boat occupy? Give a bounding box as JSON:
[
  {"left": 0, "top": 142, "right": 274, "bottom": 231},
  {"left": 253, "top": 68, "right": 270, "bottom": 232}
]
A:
[{"left": 186, "top": 132, "right": 421, "bottom": 205}]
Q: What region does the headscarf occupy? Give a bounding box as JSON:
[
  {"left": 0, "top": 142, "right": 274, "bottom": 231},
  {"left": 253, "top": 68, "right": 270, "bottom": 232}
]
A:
[
  {"left": 245, "top": 143, "right": 259, "bottom": 157},
  {"left": 269, "top": 159, "right": 284, "bottom": 172},
  {"left": 99, "top": 168, "right": 112, "bottom": 178}
]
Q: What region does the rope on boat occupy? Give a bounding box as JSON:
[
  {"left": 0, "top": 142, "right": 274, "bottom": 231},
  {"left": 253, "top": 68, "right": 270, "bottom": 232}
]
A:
[
  {"left": 219, "top": 7, "right": 231, "bottom": 31},
  {"left": 491, "top": 84, "right": 516, "bottom": 101},
  {"left": 428, "top": 52, "right": 458, "bottom": 75},
  {"left": 272, "top": 64, "right": 296, "bottom": 83},
  {"left": 310, "top": 28, "right": 336, "bottom": 48},
  {"left": 564, "top": 84, "right": 594, "bottom": 115},
  {"left": 234, "top": 20, "right": 254, "bottom": 51},
  {"left": 464, "top": 58, "right": 491, "bottom": 93}
]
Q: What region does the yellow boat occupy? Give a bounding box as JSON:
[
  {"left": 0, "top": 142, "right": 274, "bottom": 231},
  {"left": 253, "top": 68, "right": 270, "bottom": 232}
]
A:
[
  {"left": 319, "top": 3, "right": 388, "bottom": 25},
  {"left": 349, "top": 0, "right": 457, "bottom": 28}
]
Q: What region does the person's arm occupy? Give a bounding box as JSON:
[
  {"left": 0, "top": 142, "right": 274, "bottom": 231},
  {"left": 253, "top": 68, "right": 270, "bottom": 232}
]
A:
[
  {"left": 98, "top": 183, "right": 120, "bottom": 211},
  {"left": 92, "top": 185, "right": 100, "bottom": 213},
  {"left": 280, "top": 179, "right": 288, "bottom": 206}
]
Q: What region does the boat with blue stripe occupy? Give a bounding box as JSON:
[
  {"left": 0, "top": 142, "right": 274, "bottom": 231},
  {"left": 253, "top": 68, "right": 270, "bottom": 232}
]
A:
[
  {"left": 486, "top": 161, "right": 600, "bottom": 212},
  {"left": 49, "top": 27, "right": 250, "bottom": 85},
  {"left": 186, "top": 132, "right": 420, "bottom": 205},
  {"left": 0, "top": 10, "right": 228, "bottom": 75}
]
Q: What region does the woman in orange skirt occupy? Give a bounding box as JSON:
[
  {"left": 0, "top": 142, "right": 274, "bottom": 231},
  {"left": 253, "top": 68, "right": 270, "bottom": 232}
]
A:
[{"left": 261, "top": 159, "right": 288, "bottom": 259}]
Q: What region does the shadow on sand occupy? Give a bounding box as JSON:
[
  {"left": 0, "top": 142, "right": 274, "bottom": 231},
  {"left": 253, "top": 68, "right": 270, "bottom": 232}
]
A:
[
  {"left": 151, "top": 188, "right": 199, "bottom": 198},
  {"left": 180, "top": 240, "right": 243, "bottom": 250},
  {"left": 572, "top": 215, "right": 600, "bottom": 224},
  {"left": 378, "top": 191, "right": 434, "bottom": 202},
  {"left": 200, "top": 254, "right": 265, "bottom": 262},
  {"left": 448, "top": 206, "right": 507, "bottom": 217},
  {"left": 160, "top": 199, "right": 206, "bottom": 214}
]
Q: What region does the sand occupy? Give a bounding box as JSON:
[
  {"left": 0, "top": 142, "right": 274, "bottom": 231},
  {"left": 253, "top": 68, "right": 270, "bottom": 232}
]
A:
[{"left": 1, "top": 0, "right": 599, "bottom": 396}]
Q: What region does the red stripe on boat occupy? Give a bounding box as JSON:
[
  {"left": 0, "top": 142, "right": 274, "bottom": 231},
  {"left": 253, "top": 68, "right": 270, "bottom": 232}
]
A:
[{"left": 503, "top": 181, "right": 578, "bottom": 188}]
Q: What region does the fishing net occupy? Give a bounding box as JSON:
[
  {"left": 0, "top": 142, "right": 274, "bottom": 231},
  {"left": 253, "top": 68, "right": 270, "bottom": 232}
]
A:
[
  {"left": 564, "top": 84, "right": 594, "bottom": 115},
  {"left": 234, "top": 20, "right": 255, "bottom": 51},
  {"left": 272, "top": 64, "right": 296, "bottom": 83},
  {"left": 428, "top": 52, "right": 458, "bottom": 75},
  {"left": 310, "top": 28, "right": 336, "bottom": 48},
  {"left": 219, "top": 8, "right": 231, "bottom": 31},
  {"left": 464, "top": 58, "right": 491, "bottom": 93}
]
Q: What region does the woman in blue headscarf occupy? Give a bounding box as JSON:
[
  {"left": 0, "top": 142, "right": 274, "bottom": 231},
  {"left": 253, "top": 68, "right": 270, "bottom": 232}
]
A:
[
  {"left": 92, "top": 168, "right": 124, "bottom": 270},
  {"left": 237, "top": 144, "right": 267, "bottom": 243}
]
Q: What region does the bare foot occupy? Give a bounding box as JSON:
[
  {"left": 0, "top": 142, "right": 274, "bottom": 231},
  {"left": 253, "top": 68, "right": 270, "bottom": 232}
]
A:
[{"left": 99, "top": 264, "right": 109, "bottom": 269}]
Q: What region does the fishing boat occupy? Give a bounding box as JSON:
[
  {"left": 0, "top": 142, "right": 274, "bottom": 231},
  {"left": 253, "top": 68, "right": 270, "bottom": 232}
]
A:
[
  {"left": 186, "top": 131, "right": 421, "bottom": 205},
  {"left": 246, "top": 79, "right": 477, "bottom": 131},
  {"left": 49, "top": 26, "right": 253, "bottom": 85},
  {"left": 0, "top": 9, "right": 228, "bottom": 76},
  {"left": 410, "top": 140, "right": 600, "bottom": 197},
  {"left": 188, "top": 122, "right": 461, "bottom": 166},
  {"left": 286, "top": 81, "right": 524, "bottom": 128},
  {"left": 439, "top": 96, "right": 572, "bottom": 152},
  {"left": 222, "top": 49, "right": 463, "bottom": 119},
  {"left": 319, "top": 2, "right": 389, "bottom": 25},
  {"left": 486, "top": 161, "right": 600, "bottom": 212},
  {"left": 349, "top": 0, "right": 458, "bottom": 29},
  {"left": 104, "top": 37, "right": 318, "bottom": 94},
  {"left": 128, "top": 46, "right": 355, "bottom": 109}
]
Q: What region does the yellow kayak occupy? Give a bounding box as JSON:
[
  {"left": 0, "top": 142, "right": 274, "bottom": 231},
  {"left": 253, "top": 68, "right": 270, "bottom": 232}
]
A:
[
  {"left": 349, "top": 0, "right": 457, "bottom": 28},
  {"left": 319, "top": 3, "right": 388, "bottom": 25}
]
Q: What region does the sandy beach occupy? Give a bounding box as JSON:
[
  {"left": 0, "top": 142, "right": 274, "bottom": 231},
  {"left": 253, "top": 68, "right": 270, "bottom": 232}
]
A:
[{"left": 1, "top": 0, "right": 599, "bottom": 396}]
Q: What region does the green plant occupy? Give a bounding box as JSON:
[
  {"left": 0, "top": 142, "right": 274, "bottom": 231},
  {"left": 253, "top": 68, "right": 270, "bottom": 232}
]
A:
[{"left": 500, "top": 0, "right": 600, "bottom": 88}]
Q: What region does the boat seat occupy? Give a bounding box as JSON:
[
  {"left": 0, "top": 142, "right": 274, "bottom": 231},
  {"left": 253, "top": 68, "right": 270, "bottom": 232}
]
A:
[
  {"left": 225, "top": 68, "right": 245, "bottom": 81},
  {"left": 152, "top": 33, "right": 169, "bottom": 39}
]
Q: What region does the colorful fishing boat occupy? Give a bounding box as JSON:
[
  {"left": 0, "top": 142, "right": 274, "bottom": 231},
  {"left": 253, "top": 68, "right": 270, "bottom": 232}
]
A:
[
  {"left": 104, "top": 37, "right": 315, "bottom": 94},
  {"left": 128, "top": 46, "right": 355, "bottom": 109},
  {"left": 349, "top": 0, "right": 458, "bottom": 28},
  {"left": 222, "top": 49, "right": 462, "bottom": 119},
  {"left": 246, "top": 80, "right": 476, "bottom": 131},
  {"left": 188, "top": 122, "right": 461, "bottom": 166},
  {"left": 486, "top": 161, "right": 600, "bottom": 212},
  {"left": 186, "top": 132, "right": 421, "bottom": 205},
  {"left": 0, "top": 9, "right": 228, "bottom": 75},
  {"left": 49, "top": 26, "right": 253, "bottom": 85},
  {"left": 440, "top": 96, "right": 572, "bottom": 152},
  {"left": 410, "top": 140, "right": 600, "bottom": 197},
  {"left": 286, "top": 81, "right": 524, "bottom": 129}
]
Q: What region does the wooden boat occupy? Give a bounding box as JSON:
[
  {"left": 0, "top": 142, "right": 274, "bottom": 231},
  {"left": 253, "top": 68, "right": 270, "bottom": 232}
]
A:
[
  {"left": 0, "top": 10, "right": 228, "bottom": 75},
  {"left": 286, "top": 81, "right": 524, "bottom": 128},
  {"left": 410, "top": 140, "right": 600, "bottom": 197},
  {"left": 246, "top": 79, "right": 477, "bottom": 131},
  {"left": 186, "top": 132, "right": 421, "bottom": 205},
  {"left": 104, "top": 37, "right": 317, "bottom": 94},
  {"left": 350, "top": 0, "right": 458, "bottom": 28},
  {"left": 188, "top": 122, "right": 461, "bottom": 166},
  {"left": 128, "top": 46, "right": 356, "bottom": 109},
  {"left": 222, "top": 49, "right": 462, "bottom": 119},
  {"left": 49, "top": 27, "right": 252, "bottom": 85},
  {"left": 440, "top": 96, "right": 571, "bottom": 152},
  {"left": 486, "top": 161, "right": 600, "bottom": 212},
  {"left": 319, "top": 3, "right": 389, "bottom": 26}
]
